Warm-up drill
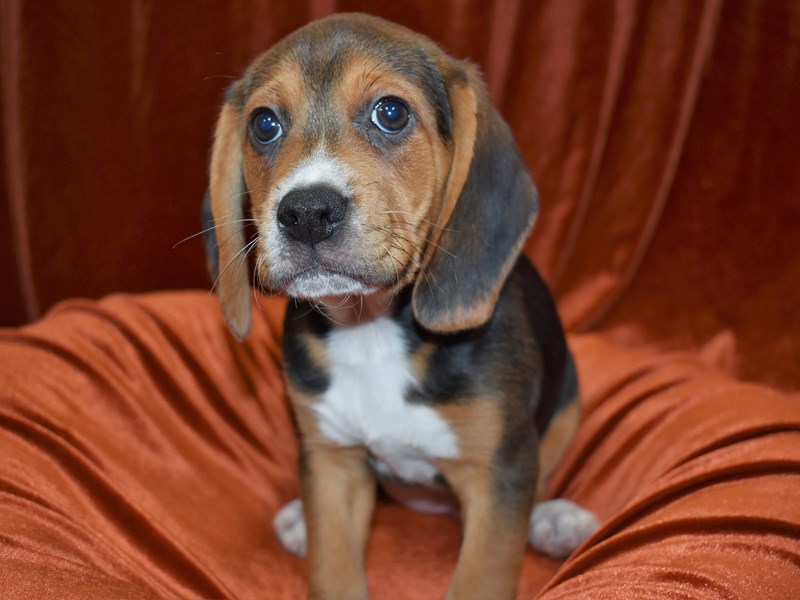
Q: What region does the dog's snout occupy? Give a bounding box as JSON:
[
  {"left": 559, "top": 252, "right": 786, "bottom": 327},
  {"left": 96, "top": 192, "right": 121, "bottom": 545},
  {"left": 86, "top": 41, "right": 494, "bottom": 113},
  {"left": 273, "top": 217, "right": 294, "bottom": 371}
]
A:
[{"left": 278, "top": 186, "right": 348, "bottom": 245}]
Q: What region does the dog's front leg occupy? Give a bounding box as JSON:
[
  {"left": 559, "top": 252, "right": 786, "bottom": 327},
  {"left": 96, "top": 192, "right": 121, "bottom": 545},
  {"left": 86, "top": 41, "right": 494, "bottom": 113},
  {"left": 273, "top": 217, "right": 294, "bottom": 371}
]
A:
[
  {"left": 300, "top": 443, "right": 376, "bottom": 600},
  {"left": 437, "top": 460, "right": 534, "bottom": 600}
]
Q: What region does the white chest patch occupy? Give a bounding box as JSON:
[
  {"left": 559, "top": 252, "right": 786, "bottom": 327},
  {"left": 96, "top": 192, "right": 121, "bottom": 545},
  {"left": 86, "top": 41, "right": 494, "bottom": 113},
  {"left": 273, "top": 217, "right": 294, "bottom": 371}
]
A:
[{"left": 312, "top": 317, "right": 458, "bottom": 484}]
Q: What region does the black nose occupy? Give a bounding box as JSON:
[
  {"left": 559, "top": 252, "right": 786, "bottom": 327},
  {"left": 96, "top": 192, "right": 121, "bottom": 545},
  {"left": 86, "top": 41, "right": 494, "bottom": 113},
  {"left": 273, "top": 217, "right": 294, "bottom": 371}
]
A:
[{"left": 277, "top": 186, "right": 348, "bottom": 246}]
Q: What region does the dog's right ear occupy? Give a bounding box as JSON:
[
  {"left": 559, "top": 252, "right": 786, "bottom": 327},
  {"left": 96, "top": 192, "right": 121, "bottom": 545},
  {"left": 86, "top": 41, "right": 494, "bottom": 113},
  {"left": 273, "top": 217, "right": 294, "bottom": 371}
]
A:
[
  {"left": 204, "top": 98, "right": 252, "bottom": 340},
  {"left": 411, "top": 62, "right": 539, "bottom": 334}
]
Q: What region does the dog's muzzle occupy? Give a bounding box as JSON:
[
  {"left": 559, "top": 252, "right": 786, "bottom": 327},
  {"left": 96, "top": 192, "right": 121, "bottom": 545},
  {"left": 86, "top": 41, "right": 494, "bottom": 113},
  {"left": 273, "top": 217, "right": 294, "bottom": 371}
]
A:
[{"left": 277, "top": 185, "right": 348, "bottom": 246}]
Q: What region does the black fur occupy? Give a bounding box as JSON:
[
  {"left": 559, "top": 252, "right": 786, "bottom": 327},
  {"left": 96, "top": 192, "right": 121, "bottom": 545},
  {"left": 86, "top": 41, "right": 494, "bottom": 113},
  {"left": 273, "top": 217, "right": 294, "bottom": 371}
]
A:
[
  {"left": 238, "top": 15, "right": 453, "bottom": 145},
  {"left": 412, "top": 102, "right": 539, "bottom": 332},
  {"left": 201, "top": 190, "right": 219, "bottom": 281},
  {"left": 281, "top": 255, "right": 571, "bottom": 495},
  {"left": 282, "top": 303, "right": 333, "bottom": 395}
]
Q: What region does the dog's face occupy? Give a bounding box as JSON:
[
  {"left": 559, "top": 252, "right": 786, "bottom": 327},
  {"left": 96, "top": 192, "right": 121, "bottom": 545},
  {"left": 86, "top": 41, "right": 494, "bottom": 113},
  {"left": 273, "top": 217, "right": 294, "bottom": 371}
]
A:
[
  {"left": 240, "top": 20, "right": 454, "bottom": 301},
  {"left": 206, "top": 14, "right": 539, "bottom": 338}
]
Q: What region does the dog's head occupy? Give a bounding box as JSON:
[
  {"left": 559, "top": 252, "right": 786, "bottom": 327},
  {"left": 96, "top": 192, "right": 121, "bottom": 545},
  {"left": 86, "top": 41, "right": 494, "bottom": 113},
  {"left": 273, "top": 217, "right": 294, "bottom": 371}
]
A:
[{"left": 205, "top": 13, "right": 538, "bottom": 339}]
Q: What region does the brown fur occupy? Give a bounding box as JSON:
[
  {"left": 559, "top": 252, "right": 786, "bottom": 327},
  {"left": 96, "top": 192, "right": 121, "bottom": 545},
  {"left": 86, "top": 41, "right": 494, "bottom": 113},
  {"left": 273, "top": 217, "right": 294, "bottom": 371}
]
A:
[
  {"left": 291, "top": 390, "right": 375, "bottom": 600},
  {"left": 238, "top": 31, "right": 456, "bottom": 301},
  {"left": 205, "top": 13, "right": 582, "bottom": 599},
  {"left": 433, "top": 400, "right": 537, "bottom": 599},
  {"left": 208, "top": 13, "right": 536, "bottom": 336},
  {"left": 209, "top": 103, "right": 251, "bottom": 339},
  {"left": 535, "top": 397, "right": 581, "bottom": 503}
]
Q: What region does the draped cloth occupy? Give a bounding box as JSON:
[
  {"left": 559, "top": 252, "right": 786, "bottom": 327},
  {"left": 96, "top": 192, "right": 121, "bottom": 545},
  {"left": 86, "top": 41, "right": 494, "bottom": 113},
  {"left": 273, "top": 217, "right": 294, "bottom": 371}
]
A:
[{"left": 2, "top": 1, "right": 799, "bottom": 597}]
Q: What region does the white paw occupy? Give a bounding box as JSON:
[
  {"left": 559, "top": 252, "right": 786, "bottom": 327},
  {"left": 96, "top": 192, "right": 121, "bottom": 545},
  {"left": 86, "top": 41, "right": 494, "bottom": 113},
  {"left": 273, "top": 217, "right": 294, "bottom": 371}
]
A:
[
  {"left": 273, "top": 498, "right": 307, "bottom": 558},
  {"left": 529, "top": 499, "right": 599, "bottom": 559}
]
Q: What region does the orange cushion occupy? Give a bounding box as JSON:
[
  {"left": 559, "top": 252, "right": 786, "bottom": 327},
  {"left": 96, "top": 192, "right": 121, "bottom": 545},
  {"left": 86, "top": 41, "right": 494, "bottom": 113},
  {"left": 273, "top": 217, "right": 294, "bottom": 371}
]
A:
[{"left": 1, "top": 292, "right": 798, "bottom": 597}]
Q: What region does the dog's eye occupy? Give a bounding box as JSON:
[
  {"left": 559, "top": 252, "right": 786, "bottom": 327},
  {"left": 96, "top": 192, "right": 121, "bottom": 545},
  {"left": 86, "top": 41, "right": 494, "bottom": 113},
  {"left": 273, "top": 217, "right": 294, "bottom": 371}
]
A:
[
  {"left": 371, "top": 98, "right": 410, "bottom": 134},
  {"left": 251, "top": 109, "right": 283, "bottom": 144}
]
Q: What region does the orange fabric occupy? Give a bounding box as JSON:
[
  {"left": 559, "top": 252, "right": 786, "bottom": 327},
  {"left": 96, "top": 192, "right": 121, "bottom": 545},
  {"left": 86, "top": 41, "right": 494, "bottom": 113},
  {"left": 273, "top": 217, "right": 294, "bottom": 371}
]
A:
[
  {"left": 2, "top": 293, "right": 799, "bottom": 598},
  {"left": 2, "top": 0, "right": 800, "bottom": 597},
  {"left": 4, "top": 1, "right": 799, "bottom": 390}
]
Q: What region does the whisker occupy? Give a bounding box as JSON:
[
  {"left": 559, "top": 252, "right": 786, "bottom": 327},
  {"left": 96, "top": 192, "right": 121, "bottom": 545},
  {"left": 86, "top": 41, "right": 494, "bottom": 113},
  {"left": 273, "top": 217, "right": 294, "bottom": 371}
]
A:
[
  {"left": 172, "top": 218, "right": 257, "bottom": 249},
  {"left": 203, "top": 224, "right": 260, "bottom": 258},
  {"left": 388, "top": 226, "right": 457, "bottom": 260},
  {"left": 380, "top": 243, "right": 401, "bottom": 284},
  {"left": 254, "top": 253, "right": 271, "bottom": 297},
  {"left": 210, "top": 235, "right": 260, "bottom": 294},
  {"left": 388, "top": 238, "right": 440, "bottom": 294},
  {"left": 291, "top": 298, "right": 319, "bottom": 321},
  {"left": 367, "top": 221, "right": 457, "bottom": 263},
  {"left": 252, "top": 252, "right": 265, "bottom": 314},
  {"left": 378, "top": 209, "right": 456, "bottom": 233},
  {"left": 311, "top": 298, "right": 351, "bottom": 327},
  {"left": 364, "top": 221, "right": 442, "bottom": 292}
]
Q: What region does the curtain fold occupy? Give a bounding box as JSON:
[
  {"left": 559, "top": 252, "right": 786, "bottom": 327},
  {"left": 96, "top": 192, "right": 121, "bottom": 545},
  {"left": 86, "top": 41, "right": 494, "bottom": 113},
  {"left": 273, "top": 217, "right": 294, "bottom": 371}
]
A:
[{"left": 1, "top": 0, "right": 799, "bottom": 388}]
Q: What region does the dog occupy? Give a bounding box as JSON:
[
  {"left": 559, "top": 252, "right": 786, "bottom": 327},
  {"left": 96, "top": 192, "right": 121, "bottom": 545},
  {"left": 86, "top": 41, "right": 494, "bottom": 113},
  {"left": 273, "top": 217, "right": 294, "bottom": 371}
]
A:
[{"left": 202, "top": 13, "right": 599, "bottom": 599}]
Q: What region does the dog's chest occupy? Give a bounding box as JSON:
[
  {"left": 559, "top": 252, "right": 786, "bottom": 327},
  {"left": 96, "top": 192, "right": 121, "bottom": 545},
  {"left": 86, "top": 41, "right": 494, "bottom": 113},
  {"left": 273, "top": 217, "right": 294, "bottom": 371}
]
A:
[{"left": 311, "top": 317, "right": 458, "bottom": 484}]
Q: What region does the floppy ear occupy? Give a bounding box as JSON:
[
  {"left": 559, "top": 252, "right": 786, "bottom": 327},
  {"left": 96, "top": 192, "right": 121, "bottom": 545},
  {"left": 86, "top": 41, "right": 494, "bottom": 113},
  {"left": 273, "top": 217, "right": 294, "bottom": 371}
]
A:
[
  {"left": 412, "top": 65, "right": 539, "bottom": 333},
  {"left": 205, "top": 100, "right": 252, "bottom": 340}
]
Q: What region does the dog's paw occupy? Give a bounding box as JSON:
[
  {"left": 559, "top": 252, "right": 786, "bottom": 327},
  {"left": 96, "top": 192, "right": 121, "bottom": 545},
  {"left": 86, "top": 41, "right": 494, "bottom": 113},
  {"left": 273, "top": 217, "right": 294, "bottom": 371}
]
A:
[
  {"left": 529, "top": 499, "right": 599, "bottom": 559},
  {"left": 273, "top": 498, "right": 307, "bottom": 558}
]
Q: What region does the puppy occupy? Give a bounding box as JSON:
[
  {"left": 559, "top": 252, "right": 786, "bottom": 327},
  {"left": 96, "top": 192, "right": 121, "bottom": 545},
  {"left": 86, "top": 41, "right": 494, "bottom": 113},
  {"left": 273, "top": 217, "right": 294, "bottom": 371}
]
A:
[{"left": 203, "top": 13, "right": 598, "bottom": 599}]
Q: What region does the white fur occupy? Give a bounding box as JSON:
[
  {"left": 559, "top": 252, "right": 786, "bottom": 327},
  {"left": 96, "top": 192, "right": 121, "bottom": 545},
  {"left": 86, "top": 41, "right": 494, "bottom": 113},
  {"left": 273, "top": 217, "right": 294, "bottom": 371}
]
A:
[
  {"left": 529, "top": 498, "right": 599, "bottom": 559},
  {"left": 285, "top": 270, "right": 378, "bottom": 299},
  {"left": 260, "top": 148, "right": 373, "bottom": 297},
  {"left": 275, "top": 497, "right": 600, "bottom": 559},
  {"left": 273, "top": 315, "right": 600, "bottom": 561},
  {"left": 274, "top": 148, "right": 353, "bottom": 199},
  {"left": 260, "top": 148, "right": 350, "bottom": 268},
  {"left": 314, "top": 317, "right": 459, "bottom": 483},
  {"left": 273, "top": 498, "right": 307, "bottom": 557},
  {"left": 273, "top": 317, "right": 459, "bottom": 557}
]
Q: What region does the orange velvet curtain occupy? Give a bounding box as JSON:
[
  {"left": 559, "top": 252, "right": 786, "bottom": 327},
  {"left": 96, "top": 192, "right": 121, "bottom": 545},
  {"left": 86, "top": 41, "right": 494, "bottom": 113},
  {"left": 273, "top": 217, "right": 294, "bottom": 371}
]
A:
[{"left": 3, "top": 0, "right": 798, "bottom": 389}]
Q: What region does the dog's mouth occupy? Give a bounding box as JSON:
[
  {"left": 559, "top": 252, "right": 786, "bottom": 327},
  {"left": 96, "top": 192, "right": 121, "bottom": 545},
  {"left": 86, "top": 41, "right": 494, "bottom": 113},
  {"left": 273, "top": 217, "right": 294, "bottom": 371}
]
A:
[
  {"left": 259, "top": 220, "right": 420, "bottom": 300},
  {"left": 276, "top": 265, "right": 385, "bottom": 300}
]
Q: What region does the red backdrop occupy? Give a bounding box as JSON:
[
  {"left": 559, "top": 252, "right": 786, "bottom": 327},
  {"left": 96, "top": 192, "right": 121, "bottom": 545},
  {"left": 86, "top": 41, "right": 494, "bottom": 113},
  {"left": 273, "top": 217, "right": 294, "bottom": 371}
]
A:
[{"left": 2, "top": 2, "right": 799, "bottom": 384}]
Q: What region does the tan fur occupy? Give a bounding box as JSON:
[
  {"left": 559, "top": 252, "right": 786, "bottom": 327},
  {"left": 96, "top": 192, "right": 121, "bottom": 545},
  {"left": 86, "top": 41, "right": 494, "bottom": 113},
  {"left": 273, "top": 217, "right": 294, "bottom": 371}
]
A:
[
  {"left": 300, "top": 334, "right": 331, "bottom": 376},
  {"left": 205, "top": 14, "right": 571, "bottom": 599},
  {"left": 535, "top": 397, "right": 581, "bottom": 503},
  {"left": 243, "top": 61, "right": 310, "bottom": 207},
  {"left": 290, "top": 387, "right": 376, "bottom": 600},
  {"left": 301, "top": 447, "right": 375, "bottom": 600},
  {"left": 434, "top": 401, "right": 531, "bottom": 599},
  {"left": 434, "top": 400, "right": 505, "bottom": 466},
  {"left": 414, "top": 69, "right": 478, "bottom": 286},
  {"left": 408, "top": 341, "right": 437, "bottom": 383},
  {"left": 208, "top": 15, "right": 520, "bottom": 337},
  {"left": 334, "top": 57, "right": 449, "bottom": 292},
  {"left": 209, "top": 104, "right": 252, "bottom": 339},
  {"left": 245, "top": 47, "right": 450, "bottom": 295}
]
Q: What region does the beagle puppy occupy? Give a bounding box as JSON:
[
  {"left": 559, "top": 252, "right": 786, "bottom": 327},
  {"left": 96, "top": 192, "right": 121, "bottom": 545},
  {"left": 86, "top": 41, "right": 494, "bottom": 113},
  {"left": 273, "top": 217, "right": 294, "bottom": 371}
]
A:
[{"left": 203, "top": 13, "right": 598, "bottom": 599}]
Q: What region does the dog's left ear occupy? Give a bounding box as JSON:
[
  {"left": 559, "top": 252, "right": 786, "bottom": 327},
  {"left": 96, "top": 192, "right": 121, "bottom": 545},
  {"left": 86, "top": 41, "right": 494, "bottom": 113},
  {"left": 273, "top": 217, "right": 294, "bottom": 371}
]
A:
[
  {"left": 203, "top": 95, "right": 252, "bottom": 340},
  {"left": 412, "top": 64, "right": 539, "bottom": 333}
]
